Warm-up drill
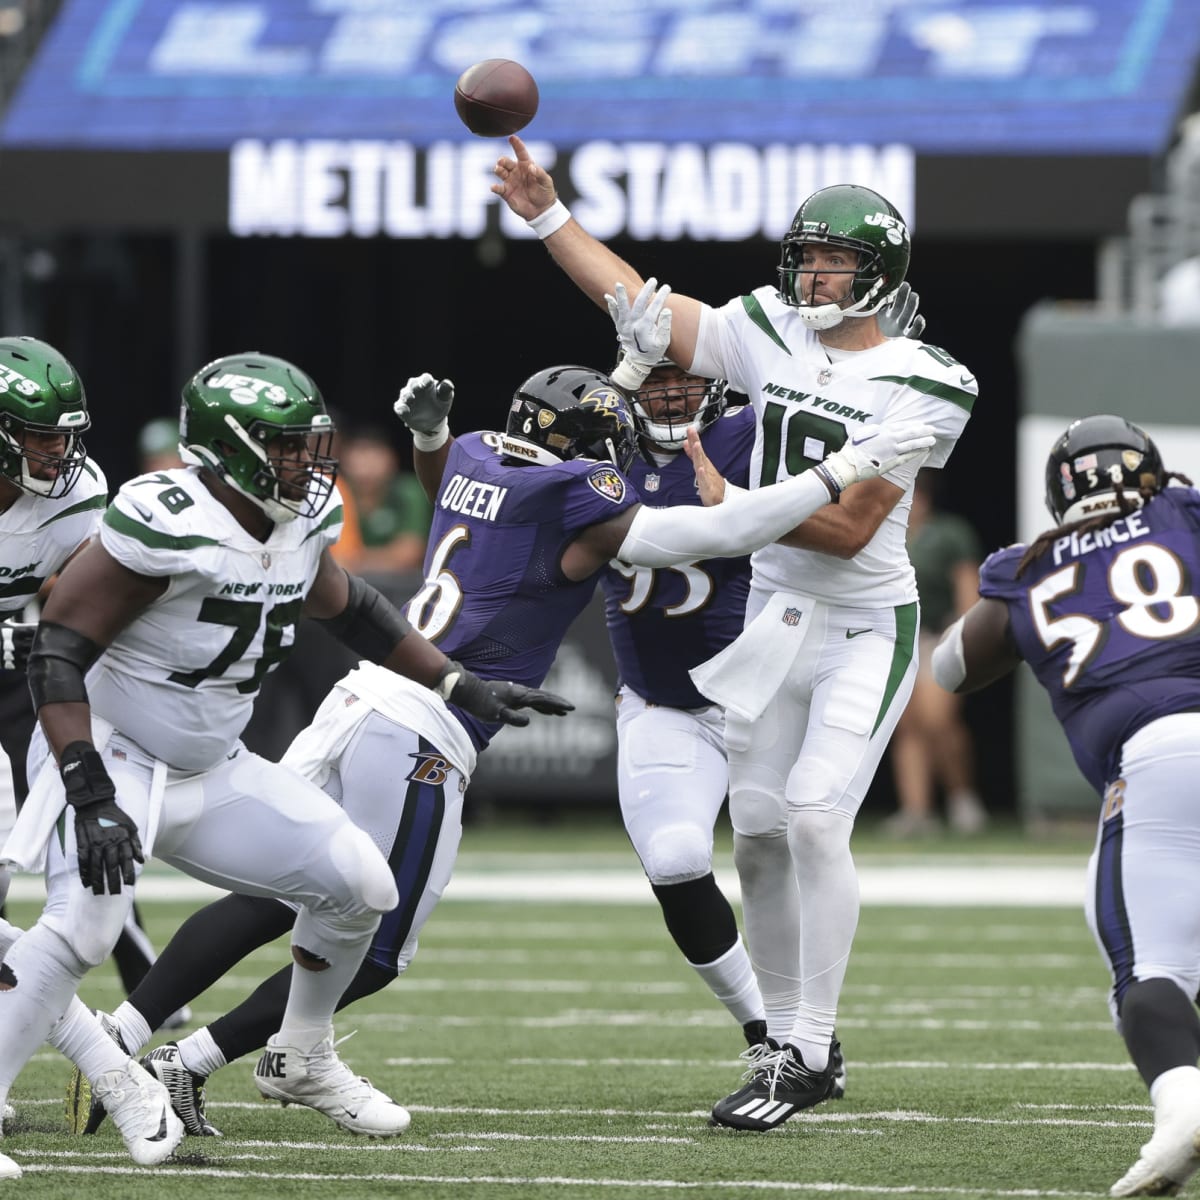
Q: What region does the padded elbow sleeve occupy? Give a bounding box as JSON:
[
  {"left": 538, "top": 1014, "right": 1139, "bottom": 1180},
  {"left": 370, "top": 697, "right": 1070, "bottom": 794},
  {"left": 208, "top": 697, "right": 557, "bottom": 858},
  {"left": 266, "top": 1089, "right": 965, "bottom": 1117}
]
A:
[
  {"left": 317, "top": 573, "right": 414, "bottom": 664},
  {"left": 26, "top": 621, "right": 103, "bottom": 711}
]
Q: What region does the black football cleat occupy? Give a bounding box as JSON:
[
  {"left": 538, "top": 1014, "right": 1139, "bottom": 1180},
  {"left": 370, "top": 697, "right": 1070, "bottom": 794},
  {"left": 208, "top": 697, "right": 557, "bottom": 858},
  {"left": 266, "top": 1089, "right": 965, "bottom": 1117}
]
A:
[{"left": 711, "top": 1042, "right": 837, "bottom": 1131}]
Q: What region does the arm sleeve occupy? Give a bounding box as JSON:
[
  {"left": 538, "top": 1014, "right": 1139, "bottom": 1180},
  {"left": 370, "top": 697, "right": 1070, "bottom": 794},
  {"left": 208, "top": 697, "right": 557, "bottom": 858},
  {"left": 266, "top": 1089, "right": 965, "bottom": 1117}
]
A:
[{"left": 616, "top": 469, "right": 831, "bottom": 567}]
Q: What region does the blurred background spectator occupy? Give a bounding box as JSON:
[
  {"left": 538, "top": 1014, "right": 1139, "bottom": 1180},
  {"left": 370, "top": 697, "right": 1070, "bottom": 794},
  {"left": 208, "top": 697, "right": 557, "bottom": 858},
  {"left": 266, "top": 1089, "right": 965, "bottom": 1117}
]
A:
[
  {"left": 136, "top": 416, "right": 182, "bottom": 473},
  {"left": 335, "top": 424, "right": 432, "bottom": 574},
  {"left": 886, "top": 472, "right": 988, "bottom": 838}
]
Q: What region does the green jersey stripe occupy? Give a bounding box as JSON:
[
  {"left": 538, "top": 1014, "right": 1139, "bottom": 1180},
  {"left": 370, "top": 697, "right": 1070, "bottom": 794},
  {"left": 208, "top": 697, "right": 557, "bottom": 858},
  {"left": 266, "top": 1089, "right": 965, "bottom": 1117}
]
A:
[
  {"left": 38, "top": 493, "right": 106, "bottom": 528},
  {"left": 304, "top": 503, "right": 344, "bottom": 542},
  {"left": 869, "top": 374, "right": 976, "bottom": 413},
  {"left": 741, "top": 295, "right": 791, "bottom": 355},
  {"left": 103, "top": 506, "right": 221, "bottom": 550},
  {"left": 871, "top": 601, "right": 918, "bottom": 736}
]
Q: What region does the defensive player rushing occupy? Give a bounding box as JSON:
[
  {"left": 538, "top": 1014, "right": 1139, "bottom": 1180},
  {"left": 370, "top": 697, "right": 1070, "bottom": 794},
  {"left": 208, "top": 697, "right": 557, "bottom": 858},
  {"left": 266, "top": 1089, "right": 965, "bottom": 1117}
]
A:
[
  {"left": 60, "top": 352, "right": 934, "bottom": 1145},
  {"left": 931, "top": 416, "right": 1200, "bottom": 1199},
  {"left": 0, "top": 352, "right": 572, "bottom": 1181},
  {"left": 494, "top": 134, "right": 976, "bottom": 1129}
]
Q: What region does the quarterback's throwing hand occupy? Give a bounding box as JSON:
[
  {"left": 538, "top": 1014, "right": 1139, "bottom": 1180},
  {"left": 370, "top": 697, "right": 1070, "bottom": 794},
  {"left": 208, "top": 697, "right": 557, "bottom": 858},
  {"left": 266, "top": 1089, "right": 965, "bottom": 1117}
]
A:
[
  {"left": 608, "top": 279, "right": 672, "bottom": 391},
  {"left": 394, "top": 373, "right": 455, "bottom": 435}
]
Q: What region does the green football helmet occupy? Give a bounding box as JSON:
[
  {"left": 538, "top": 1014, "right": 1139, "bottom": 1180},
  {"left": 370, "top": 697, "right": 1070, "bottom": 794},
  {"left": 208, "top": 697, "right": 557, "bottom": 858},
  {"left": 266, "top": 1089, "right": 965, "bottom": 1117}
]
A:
[
  {"left": 0, "top": 336, "right": 90, "bottom": 499},
  {"left": 777, "top": 185, "right": 911, "bottom": 330},
  {"left": 179, "top": 352, "right": 337, "bottom": 523}
]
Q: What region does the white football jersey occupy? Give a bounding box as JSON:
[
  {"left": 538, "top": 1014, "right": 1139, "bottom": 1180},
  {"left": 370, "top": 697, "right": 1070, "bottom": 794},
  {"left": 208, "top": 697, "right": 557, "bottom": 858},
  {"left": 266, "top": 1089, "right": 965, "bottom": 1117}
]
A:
[
  {"left": 0, "top": 458, "right": 107, "bottom": 617},
  {"left": 91, "top": 467, "right": 343, "bottom": 771},
  {"left": 693, "top": 285, "right": 975, "bottom": 606}
]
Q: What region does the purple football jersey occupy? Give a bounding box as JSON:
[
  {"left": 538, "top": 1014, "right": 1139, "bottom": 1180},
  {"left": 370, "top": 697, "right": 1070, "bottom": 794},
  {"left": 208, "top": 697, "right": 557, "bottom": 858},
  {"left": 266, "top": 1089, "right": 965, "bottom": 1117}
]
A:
[
  {"left": 404, "top": 431, "right": 640, "bottom": 748},
  {"left": 979, "top": 487, "right": 1200, "bottom": 793},
  {"left": 601, "top": 406, "right": 755, "bottom": 709}
]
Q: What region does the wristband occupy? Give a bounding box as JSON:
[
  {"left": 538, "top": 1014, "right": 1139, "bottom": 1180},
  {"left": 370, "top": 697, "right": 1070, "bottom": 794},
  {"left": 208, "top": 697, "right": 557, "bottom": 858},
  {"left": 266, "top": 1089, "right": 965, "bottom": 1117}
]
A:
[
  {"left": 610, "top": 359, "right": 650, "bottom": 392},
  {"left": 411, "top": 422, "right": 450, "bottom": 452},
  {"left": 813, "top": 461, "right": 844, "bottom": 499},
  {"left": 527, "top": 200, "right": 571, "bottom": 240}
]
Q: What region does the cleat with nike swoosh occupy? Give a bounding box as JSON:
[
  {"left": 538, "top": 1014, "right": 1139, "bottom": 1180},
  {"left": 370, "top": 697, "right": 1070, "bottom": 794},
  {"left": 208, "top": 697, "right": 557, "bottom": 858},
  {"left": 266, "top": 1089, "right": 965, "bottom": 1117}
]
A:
[
  {"left": 93, "top": 1059, "right": 184, "bottom": 1166},
  {"left": 254, "top": 1027, "right": 410, "bottom": 1137}
]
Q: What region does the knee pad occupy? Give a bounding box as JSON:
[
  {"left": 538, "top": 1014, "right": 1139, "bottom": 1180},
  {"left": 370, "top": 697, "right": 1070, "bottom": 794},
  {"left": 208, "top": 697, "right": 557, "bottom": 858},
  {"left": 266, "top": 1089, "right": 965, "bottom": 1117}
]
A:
[
  {"left": 43, "top": 899, "right": 127, "bottom": 970},
  {"left": 729, "top": 782, "right": 787, "bottom": 839},
  {"left": 641, "top": 823, "right": 712, "bottom": 886},
  {"left": 327, "top": 821, "right": 399, "bottom": 917},
  {"left": 787, "top": 808, "right": 852, "bottom": 869},
  {"left": 733, "top": 828, "right": 790, "bottom": 891}
]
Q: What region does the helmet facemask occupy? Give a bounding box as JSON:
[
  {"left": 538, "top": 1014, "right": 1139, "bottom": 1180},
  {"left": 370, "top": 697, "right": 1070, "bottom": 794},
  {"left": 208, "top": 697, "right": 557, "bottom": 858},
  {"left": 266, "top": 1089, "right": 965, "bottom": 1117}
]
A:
[
  {"left": 502, "top": 366, "right": 638, "bottom": 474},
  {"left": 0, "top": 412, "right": 89, "bottom": 499},
  {"left": 632, "top": 361, "right": 728, "bottom": 452},
  {"left": 776, "top": 185, "right": 911, "bottom": 330}
]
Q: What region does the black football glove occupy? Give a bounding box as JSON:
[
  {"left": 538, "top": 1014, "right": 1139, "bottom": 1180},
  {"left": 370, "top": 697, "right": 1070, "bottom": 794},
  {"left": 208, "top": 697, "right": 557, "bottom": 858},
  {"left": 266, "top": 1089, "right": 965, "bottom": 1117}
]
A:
[
  {"left": 435, "top": 660, "right": 574, "bottom": 728},
  {"left": 60, "top": 741, "right": 144, "bottom": 895},
  {"left": 0, "top": 618, "right": 36, "bottom": 672}
]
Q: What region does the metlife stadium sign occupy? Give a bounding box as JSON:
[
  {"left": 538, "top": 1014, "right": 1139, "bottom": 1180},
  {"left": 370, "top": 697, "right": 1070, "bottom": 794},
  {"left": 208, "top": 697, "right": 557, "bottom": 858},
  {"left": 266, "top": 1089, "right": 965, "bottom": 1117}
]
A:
[{"left": 1, "top": 0, "right": 1197, "bottom": 238}]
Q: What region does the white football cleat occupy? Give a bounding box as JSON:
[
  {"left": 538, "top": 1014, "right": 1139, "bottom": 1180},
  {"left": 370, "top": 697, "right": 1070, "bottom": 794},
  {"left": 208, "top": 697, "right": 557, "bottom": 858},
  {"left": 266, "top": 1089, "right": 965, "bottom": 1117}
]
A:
[
  {"left": 254, "top": 1028, "right": 410, "bottom": 1137},
  {"left": 93, "top": 1060, "right": 184, "bottom": 1167},
  {"left": 1, "top": 1103, "right": 12, "bottom": 1124},
  {"left": 1112, "top": 1069, "right": 1200, "bottom": 1196},
  {"left": 0, "top": 1150, "right": 19, "bottom": 1180}
]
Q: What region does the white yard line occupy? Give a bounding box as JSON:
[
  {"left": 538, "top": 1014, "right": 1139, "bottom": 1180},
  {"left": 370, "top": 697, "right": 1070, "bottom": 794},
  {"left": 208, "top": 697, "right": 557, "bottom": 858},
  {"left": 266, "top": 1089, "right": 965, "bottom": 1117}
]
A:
[{"left": 5, "top": 862, "right": 1087, "bottom": 907}]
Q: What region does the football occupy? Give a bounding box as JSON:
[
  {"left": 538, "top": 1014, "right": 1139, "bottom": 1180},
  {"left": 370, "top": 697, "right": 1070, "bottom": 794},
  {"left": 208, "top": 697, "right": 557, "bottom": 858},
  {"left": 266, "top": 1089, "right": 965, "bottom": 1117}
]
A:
[{"left": 453, "top": 59, "right": 539, "bottom": 138}]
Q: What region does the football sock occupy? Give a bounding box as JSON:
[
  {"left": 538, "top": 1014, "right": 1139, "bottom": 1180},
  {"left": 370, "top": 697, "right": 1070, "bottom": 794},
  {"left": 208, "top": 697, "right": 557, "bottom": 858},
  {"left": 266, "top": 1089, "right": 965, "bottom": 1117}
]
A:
[
  {"left": 1121, "top": 977, "right": 1200, "bottom": 1088},
  {"left": 211, "top": 957, "right": 394, "bottom": 1062},
  {"left": 786, "top": 808, "right": 858, "bottom": 1070},
  {"left": 112, "top": 1001, "right": 152, "bottom": 1056},
  {"left": 176, "top": 1026, "right": 226, "bottom": 1079},
  {"left": 733, "top": 830, "right": 802, "bottom": 1043},
  {"left": 687, "top": 936, "right": 765, "bottom": 1028},
  {"left": 51, "top": 999, "right": 129, "bottom": 1081},
  {"left": 127, "top": 893, "right": 294, "bottom": 1034}
]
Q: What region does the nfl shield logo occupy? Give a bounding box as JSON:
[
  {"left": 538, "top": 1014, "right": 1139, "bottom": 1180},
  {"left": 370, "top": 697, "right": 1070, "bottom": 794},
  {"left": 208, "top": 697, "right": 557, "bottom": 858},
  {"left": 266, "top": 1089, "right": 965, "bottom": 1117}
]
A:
[
  {"left": 644, "top": 474, "right": 660, "bottom": 492},
  {"left": 782, "top": 607, "right": 802, "bottom": 626},
  {"left": 261, "top": 552, "right": 272, "bottom": 569},
  {"left": 817, "top": 368, "right": 833, "bottom": 386}
]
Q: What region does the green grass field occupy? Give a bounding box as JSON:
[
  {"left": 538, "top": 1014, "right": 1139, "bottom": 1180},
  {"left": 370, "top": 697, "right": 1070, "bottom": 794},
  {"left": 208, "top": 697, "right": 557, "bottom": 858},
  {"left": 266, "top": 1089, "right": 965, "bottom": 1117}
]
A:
[{"left": 1, "top": 817, "right": 1148, "bottom": 1199}]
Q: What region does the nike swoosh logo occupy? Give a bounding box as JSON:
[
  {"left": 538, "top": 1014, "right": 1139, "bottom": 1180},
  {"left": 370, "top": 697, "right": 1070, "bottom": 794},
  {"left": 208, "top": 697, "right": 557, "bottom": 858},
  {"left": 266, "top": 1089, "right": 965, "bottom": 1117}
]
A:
[
  {"left": 149, "top": 1110, "right": 169, "bottom": 1141},
  {"left": 130, "top": 501, "right": 154, "bottom": 522},
  {"left": 959, "top": 374, "right": 976, "bottom": 386},
  {"left": 845, "top": 628, "right": 872, "bottom": 639}
]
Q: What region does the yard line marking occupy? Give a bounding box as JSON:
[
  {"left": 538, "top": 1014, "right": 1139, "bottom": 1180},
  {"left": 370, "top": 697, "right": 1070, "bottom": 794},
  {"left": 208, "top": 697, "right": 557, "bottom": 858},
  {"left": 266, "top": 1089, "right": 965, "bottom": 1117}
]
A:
[
  {"left": 4, "top": 1164, "right": 1107, "bottom": 1195},
  {"left": 5, "top": 862, "right": 1087, "bottom": 907}
]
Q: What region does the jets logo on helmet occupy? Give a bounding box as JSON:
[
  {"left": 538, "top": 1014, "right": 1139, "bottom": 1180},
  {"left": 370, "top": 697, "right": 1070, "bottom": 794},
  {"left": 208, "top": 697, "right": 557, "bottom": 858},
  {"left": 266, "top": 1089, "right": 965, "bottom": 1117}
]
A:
[
  {"left": 0, "top": 336, "right": 90, "bottom": 499},
  {"left": 778, "top": 185, "right": 911, "bottom": 330},
  {"left": 179, "top": 352, "right": 337, "bottom": 524},
  {"left": 500, "top": 365, "right": 638, "bottom": 474}
]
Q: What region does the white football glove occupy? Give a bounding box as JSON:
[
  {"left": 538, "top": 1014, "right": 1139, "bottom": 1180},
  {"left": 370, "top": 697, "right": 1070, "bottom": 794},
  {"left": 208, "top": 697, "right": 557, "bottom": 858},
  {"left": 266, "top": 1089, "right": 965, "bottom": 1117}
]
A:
[
  {"left": 606, "top": 278, "right": 672, "bottom": 391},
  {"left": 0, "top": 618, "right": 36, "bottom": 672},
  {"left": 394, "top": 372, "right": 455, "bottom": 450},
  {"left": 817, "top": 420, "right": 937, "bottom": 494},
  {"left": 877, "top": 281, "right": 925, "bottom": 340}
]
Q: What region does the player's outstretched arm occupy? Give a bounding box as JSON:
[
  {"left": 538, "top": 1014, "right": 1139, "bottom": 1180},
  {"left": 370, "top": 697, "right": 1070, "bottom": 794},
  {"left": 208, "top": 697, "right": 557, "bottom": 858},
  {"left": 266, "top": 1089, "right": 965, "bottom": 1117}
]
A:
[
  {"left": 306, "top": 553, "right": 573, "bottom": 727},
  {"left": 931, "top": 599, "right": 1022, "bottom": 694},
  {"left": 394, "top": 372, "right": 455, "bottom": 502},
  {"left": 492, "top": 135, "right": 702, "bottom": 371},
  {"left": 565, "top": 420, "right": 935, "bottom": 574}
]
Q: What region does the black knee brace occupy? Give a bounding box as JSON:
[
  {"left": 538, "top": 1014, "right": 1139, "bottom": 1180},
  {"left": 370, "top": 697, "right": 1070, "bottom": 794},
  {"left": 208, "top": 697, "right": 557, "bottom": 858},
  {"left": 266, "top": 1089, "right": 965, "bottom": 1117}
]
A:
[{"left": 650, "top": 873, "right": 739, "bottom": 966}]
